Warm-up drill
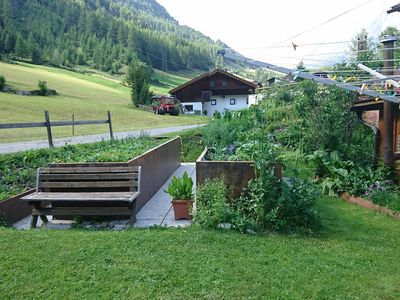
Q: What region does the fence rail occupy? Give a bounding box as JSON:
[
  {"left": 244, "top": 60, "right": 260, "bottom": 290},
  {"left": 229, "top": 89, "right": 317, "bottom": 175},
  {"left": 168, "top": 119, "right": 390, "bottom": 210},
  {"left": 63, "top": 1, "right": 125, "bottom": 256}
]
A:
[
  {"left": 0, "top": 111, "right": 113, "bottom": 148},
  {"left": 138, "top": 104, "right": 154, "bottom": 113}
]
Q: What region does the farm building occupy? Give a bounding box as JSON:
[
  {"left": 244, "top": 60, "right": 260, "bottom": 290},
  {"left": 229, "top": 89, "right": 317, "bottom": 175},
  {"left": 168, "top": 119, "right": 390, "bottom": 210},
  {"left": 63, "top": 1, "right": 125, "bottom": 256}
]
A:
[{"left": 170, "top": 69, "right": 259, "bottom": 116}]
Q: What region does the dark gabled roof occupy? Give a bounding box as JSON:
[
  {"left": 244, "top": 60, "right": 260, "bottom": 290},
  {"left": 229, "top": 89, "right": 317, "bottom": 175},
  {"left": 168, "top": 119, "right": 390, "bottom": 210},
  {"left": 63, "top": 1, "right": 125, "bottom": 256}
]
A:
[
  {"left": 388, "top": 3, "right": 400, "bottom": 14},
  {"left": 169, "top": 69, "right": 257, "bottom": 94}
]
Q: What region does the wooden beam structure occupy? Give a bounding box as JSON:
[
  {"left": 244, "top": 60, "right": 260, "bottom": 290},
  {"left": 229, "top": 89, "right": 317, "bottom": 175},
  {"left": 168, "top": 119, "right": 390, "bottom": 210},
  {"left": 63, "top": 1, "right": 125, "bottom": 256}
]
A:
[{"left": 218, "top": 50, "right": 400, "bottom": 104}]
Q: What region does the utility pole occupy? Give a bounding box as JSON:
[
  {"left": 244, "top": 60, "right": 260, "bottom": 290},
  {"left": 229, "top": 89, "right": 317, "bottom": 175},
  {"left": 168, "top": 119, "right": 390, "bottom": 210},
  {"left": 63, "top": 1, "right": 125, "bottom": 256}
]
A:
[{"left": 381, "top": 35, "right": 397, "bottom": 167}]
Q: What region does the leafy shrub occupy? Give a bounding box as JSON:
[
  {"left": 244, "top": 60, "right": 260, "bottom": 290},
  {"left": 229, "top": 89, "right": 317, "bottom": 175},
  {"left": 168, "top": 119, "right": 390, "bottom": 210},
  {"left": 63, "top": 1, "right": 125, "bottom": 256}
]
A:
[
  {"left": 38, "top": 80, "right": 48, "bottom": 96},
  {"left": 166, "top": 172, "right": 193, "bottom": 200},
  {"left": 201, "top": 119, "right": 236, "bottom": 149},
  {"left": 236, "top": 174, "right": 318, "bottom": 232},
  {"left": 213, "top": 111, "right": 222, "bottom": 119},
  {"left": 308, "top": 150, "right": 393, "bottom": 197},
  {"left": 195, "top": 177, "right": 232, "bottom": 228},
  {"left": 0, "top": 75, "right": 5, "bottom": 90}
]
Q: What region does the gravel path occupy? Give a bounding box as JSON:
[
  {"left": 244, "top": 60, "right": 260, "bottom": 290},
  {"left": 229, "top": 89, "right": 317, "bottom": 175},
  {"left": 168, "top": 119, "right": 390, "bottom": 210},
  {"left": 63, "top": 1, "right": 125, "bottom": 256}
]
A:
[{"left": 0, "top": 124, "right": 205, "bottom": 154}]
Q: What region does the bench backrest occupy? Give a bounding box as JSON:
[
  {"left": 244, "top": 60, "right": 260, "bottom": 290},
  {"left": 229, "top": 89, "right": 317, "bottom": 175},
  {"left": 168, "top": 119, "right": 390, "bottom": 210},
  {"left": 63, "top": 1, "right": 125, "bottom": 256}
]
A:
[{"left": 36, "top": 164, "right": 141, "bottom": 193}]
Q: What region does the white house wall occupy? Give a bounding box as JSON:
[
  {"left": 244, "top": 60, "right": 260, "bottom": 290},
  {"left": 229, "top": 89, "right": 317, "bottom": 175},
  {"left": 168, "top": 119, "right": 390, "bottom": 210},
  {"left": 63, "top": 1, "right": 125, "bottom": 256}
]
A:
[
  {"left": 248, "top": 94, "right": 258, "bottom": 106},
  {"left": 203, "top": 95, "right": 249, "bottom": 116},
  {"left": 182, "top": 102, "right": 202, "bottom": 114}
]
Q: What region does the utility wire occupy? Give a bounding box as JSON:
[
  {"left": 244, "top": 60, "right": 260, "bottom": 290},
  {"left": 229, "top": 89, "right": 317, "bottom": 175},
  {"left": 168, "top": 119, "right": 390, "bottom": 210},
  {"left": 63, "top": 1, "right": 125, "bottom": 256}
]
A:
[
  {"left": 257, "top": 47, "right": 400, "bottom": 58},
  {"left": 271, "top": 0, "right": 375, "bottom": 46}
]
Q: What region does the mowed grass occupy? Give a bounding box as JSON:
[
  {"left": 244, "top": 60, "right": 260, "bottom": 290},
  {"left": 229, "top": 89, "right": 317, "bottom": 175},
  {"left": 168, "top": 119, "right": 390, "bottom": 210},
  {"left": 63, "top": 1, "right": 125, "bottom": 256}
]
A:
[
  {"left": 0, "top": 197, "right": 399, "bottom": 299},
  {"left": 0, "top": 61, "right": 205, "bottom": 143}
]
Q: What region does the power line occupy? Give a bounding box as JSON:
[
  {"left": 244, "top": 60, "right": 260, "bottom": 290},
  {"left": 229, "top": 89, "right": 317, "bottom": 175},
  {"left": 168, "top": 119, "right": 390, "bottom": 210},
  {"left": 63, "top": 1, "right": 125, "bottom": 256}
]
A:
[
  {"left": 271, "top": 0, "right": 375, "bottom": 46},
  {"left": 241, "top": 40, "right": 354, "bottom": 51},
  {"left": 258, "top": 47, "right": 400, "bottom": 58}
]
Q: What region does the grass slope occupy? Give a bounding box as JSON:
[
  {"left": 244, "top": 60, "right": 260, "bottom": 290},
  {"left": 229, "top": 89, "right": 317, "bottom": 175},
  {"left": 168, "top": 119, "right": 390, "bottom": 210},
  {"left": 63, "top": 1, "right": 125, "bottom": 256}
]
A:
[
  {"left": 0, "top": 197, "right": 399, "bottom": 299},
  {"left": 0, "top": 61, "right": 205, "bottom": 143}
]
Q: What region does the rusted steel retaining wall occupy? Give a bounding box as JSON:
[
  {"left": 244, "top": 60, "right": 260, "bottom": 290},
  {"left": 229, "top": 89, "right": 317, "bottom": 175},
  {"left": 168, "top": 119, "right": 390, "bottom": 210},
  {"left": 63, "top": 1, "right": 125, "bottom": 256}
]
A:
[
  {"left": 128, "top": 137, "right": 181, "bottom": 212},
  {"left": 341, "top": 192, "right": 400, "bottom": 219},
  {"left": 0, "top": 189, "right": 35, "bottom": 224},
  {"left": 196, "top": 148, "right": 282, "bottom": 199}
]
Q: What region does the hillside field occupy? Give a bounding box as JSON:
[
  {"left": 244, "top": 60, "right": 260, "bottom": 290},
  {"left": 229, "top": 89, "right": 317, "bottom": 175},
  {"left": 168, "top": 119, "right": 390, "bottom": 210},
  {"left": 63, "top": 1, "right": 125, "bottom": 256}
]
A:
[{"left": 0, "top": 61, "right": 206, "bottom": 143}]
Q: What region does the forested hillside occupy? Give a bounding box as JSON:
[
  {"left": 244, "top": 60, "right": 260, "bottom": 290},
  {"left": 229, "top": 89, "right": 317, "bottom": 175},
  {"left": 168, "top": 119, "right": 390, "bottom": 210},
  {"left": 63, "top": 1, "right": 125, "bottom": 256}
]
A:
[{"left": 0, "top": 0, "right": 225, "bottom": 72}]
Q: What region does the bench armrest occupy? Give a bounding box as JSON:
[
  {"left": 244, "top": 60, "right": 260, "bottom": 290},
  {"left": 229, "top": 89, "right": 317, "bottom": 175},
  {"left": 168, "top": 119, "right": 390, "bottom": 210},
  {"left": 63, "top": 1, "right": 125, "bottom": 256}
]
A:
[{"left": 129, "top": 191, "right": 141, "bottom": 203}]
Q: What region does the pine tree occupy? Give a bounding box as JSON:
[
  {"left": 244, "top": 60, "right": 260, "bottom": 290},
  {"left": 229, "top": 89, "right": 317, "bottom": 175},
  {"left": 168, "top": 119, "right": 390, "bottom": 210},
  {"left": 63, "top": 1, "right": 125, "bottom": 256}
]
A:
[
  {"left": 27, "top": 34, "right": 41, "bottom": 64},
  {"left": 14, "top": 34, "right": 26, "bottom": 58}
]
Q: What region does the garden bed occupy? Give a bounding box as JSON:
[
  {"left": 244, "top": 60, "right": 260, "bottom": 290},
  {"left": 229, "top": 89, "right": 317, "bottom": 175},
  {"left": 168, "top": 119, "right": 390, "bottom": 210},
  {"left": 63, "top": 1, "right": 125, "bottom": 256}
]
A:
[
  {"left": 0, "top": 137, "right": 181, "bottom": 224},
  {"left": 196, "top": 147, "right": 282, "bottom": 199},
  {"left": 341, "top": 192, "right": 400, "bottom": 220}
]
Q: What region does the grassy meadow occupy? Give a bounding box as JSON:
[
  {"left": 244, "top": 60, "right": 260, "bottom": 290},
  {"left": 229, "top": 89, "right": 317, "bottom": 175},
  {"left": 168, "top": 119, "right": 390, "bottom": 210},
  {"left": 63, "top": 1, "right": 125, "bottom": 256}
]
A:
[
  {"left": 0, "top": 61, "right": 205, "bottom": 143},
  {"left": 0, "top": 197, "right": 399, "bottom": 298}
]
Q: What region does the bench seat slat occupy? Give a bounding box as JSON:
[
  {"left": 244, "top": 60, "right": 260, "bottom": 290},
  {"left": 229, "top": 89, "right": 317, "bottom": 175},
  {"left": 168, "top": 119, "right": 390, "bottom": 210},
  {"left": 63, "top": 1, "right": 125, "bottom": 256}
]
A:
[
  {"left": 21, "top": 192, "right": 140, "bottom": 202},
  {"left": 39, "top": 181, "right": 137, "bottom": 189},
  {"left": 39, "top": 167, "right": 138, "bottom": 174},
  {"left": 39, "top": 173, "right": 138, "bottom": 180},
  {"left": 32, "top": 208, "right": 133, "bottom": 216},
  {"left": 49, "top": 163, "right": 130, "bottom": 168}
]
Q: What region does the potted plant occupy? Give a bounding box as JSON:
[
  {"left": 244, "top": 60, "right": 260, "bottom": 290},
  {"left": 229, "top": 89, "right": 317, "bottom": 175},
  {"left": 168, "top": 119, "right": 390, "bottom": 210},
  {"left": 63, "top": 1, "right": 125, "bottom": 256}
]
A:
[{"left": 166, "top": 171, "right": 194, "bottom": 220}]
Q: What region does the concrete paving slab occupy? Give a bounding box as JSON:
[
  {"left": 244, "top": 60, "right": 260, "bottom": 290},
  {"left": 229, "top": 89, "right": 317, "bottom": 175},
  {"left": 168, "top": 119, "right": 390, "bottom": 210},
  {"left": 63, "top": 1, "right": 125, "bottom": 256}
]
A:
[{"left": 134, "top": 163, "right": 195, "bottom": 228}]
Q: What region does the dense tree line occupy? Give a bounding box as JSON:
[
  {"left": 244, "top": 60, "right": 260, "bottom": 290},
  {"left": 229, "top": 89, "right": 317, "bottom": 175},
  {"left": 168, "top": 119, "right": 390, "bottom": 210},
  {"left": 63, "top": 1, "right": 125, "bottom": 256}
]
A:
[{"left": 0, "top": 0, "right": 223, "bottom": 72}]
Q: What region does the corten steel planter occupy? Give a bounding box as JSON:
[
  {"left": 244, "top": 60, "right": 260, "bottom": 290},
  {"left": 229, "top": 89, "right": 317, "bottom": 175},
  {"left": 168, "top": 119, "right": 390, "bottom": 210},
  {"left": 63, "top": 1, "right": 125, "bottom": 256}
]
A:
[
  {"left": 196, "top": 147, "right": 282, "bottom": 199},
  {"left": 172, "top": 200, "right": 194, "bottom": 220},
  {"left": 128, "top": 137, "right": 181, "bottom": 212},
  {"left": 0, "top": 189, "right": 35, "bottom": 225},
  {"left": 5, "top": 137, "right": 181, "bottom": 224},
  {"left": 51, "top": 137, "right": 181, "bottom": 218}
]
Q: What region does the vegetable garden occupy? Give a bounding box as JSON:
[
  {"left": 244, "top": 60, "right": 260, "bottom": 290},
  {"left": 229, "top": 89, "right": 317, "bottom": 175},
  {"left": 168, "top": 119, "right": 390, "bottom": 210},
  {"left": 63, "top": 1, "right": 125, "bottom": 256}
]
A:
[
  {"left": 193, "top": 79, "right": 400, "bottom": 234},
  {"left": 0, "top": 136, "right": 163, "bottom": 201}
]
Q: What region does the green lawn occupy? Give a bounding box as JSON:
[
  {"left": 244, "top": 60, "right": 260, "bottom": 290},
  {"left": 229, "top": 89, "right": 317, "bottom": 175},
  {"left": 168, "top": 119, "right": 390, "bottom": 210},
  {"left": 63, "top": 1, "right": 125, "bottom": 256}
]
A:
[
  {"left": 0, "top": 196, "right": 399, "bottom": 299},
  {"left": 0, "top": 61, "right": 206, "bottom": 143}
]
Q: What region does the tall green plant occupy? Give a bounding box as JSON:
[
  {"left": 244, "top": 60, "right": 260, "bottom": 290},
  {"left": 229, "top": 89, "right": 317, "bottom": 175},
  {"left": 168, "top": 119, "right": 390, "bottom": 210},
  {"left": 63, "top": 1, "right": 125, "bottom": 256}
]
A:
[
  {"left": 125, "top": 61, "right": 152, "bottom": 107},
  {"left": 0, "top": 75, "right": 5, "bottom": 90}
]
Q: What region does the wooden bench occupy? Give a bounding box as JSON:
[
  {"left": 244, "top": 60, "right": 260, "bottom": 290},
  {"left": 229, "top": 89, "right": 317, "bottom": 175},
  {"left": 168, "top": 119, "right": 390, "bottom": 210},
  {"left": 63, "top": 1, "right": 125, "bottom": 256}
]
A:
[{"left": 21, "top": 164, "right": 141, "bottom": 229}]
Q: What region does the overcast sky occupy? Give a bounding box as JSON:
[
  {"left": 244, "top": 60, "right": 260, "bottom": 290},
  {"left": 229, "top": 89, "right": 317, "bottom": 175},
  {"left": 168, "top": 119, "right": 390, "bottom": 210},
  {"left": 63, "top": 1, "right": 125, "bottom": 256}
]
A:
[{"left": 157, "top": 0, "right": 400, "bottom": 68}]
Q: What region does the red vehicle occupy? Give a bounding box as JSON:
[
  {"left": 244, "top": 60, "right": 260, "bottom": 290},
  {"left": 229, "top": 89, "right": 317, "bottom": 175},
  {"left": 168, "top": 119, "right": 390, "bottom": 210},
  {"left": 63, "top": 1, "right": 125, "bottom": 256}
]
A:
[{"left": 151, "top": 95, "right": 180, "bottom": 115}]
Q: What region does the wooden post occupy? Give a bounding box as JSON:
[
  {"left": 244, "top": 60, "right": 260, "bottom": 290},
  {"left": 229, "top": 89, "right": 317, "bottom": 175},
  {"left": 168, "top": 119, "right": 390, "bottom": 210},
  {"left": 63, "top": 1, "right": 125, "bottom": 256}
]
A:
[
  {"left": 107, "top": 111, "right": 114, "bottom": 140},
  {"left": 72, "top": 114, "right": 75, "bottom": 136},
  {"left": 381, "top": 36, "right": 397, "bottom": 167},
  {"left": 44, "top": 111, "right": 54, "bottom": 148}
]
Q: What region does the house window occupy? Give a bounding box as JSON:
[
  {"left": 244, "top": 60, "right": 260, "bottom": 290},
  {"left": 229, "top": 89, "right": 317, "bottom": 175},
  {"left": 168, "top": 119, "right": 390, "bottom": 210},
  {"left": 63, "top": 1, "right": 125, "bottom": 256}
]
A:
[
  {"left": 184, "top": 105, "right": 194, "bottom": 112},
  {"left": 211, "top": 99, "right": 217, "bottom": 106},
  {"left": 230, "top": 98, "right": 236, "bottom": 105},
  {"left": 210, "top": 80, "right": 216, "bottom": 88},
  {"left": 222, "top": 80, "right": 228, "bottom": 88},
  {"left": 202, "top": 91, "right": 211, "bottom": 102}
]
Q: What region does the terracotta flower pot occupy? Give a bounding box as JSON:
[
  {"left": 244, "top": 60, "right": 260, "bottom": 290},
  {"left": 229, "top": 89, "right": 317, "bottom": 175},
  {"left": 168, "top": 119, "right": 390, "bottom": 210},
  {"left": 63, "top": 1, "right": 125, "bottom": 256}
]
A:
[{"left": 171, "top": 200, "right": 193, "bottom": 220}]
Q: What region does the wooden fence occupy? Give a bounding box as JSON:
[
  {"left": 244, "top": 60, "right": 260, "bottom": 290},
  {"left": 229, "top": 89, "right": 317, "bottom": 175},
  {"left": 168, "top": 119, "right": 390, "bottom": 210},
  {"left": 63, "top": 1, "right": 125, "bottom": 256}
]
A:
[
  {"left": 0, "top": 111, "right": 113, "bottom": 148},
  {"left": 138, "top": 104, "right": 154, "bottom": 113}
]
